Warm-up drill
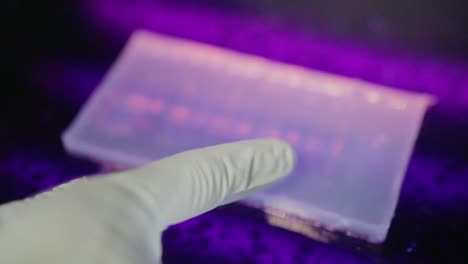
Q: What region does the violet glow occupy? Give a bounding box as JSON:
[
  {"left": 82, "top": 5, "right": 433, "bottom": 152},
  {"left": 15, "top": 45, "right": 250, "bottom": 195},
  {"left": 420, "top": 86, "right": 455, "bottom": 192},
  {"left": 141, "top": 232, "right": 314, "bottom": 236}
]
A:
[{"left": 26, "top": 0, "right": 468, "bottom": 263}]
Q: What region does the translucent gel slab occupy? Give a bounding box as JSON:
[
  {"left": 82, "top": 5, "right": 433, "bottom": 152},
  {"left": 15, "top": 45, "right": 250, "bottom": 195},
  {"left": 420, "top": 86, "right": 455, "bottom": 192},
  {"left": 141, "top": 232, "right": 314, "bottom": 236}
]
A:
[{"left": 62, "top": 30, "right": 434, "bottom": 243}]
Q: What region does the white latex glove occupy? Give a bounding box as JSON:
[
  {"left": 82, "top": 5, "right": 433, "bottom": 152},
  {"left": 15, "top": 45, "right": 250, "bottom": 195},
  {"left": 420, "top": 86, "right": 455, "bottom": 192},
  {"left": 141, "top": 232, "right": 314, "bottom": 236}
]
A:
[{"left": 0, "top": 139, "right": 295, "bottom": 263}]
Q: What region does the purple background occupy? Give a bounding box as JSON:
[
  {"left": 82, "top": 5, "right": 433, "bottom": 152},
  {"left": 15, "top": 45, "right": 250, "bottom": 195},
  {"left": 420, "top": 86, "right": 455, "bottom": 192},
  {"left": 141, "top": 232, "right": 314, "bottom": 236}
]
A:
[{"left": 3, "top": 0, "right": 468, "bottom": 263}]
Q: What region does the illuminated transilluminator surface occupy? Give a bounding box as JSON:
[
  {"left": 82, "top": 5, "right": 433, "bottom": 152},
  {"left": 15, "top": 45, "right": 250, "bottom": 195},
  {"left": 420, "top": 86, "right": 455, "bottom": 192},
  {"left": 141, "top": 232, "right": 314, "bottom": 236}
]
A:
[{"left": 62, "top": 30, "right": 435, "bottom": 243}]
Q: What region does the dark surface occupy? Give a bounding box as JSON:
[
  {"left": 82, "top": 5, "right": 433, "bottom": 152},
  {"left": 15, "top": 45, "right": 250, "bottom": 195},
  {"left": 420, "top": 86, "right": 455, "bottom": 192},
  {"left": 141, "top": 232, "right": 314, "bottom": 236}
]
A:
[{"left": 3, "top": 0, "right": 468, "bottom": 263}]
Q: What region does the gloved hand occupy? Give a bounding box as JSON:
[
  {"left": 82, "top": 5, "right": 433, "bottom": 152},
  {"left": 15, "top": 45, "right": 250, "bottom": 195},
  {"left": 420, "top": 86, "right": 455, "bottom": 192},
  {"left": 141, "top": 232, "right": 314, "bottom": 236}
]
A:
[{"left": 0, "top": 139, "right": 295, "bottom": 264}]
